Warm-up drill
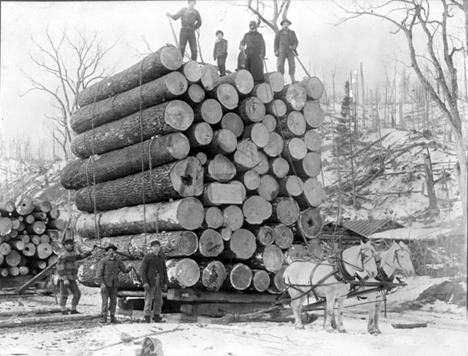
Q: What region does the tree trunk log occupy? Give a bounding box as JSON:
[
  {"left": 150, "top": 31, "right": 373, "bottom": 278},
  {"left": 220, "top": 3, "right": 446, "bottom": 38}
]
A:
[
  {"left": 296, "top": 177, "right": 325, "bottom": 208},
  {"left": 71, "top": 72, "right": 188, "bottom": 134},
  {"left": 237, "top": 169, "right": 260, "bottom": 191},
  {"left": 263, "top": 132, "right": 284, "bottom": 158},
  {"left": 35, "top": 243, "right": 53, "bottom": 259},
  {"left": 220, "top": 112, "right": 244, "bottom": 138},
  {"left": 34, "top": 201, "right": 52, "bottom": 213},
  {"left": 75, "top": 198, "right": 205, "bottom": 237},
  {"left": 166, "top": 287, "right": 278, "bottom": 303},
  {"left": 31, "top": 235, "right": 41, "bottom": 245},
  {"left": 264, "top": 72, "right": 284, "bottom": 93},
  {"left": 277, "top": 111, "right": 306, "bottom": 139},
  {"left": 204, "top": 207, "right": 224, "bottom": 229},
  {"left": 201, "top": 183, "right": 245, "bottom": 206},
  {"left": 28, "top": 260, "right": 47, "bottom": 270},
  {"left": 275, "top": 84, "right": 307, "bottom": 111},
  {"left": 272, "top": 223, "right": 294, "bottom": 249},
  {"left": 262, "top": 114, "right": 277, "bottom": 132},
  {"left": 219, "top": 227, "right": 232, "bottom": 241},
  {"left": 254, "top": 226, "right": 275, "bottom": 247},
  {"left": 252, "top": 151, "right": 269, "bottom": 175},
  {"left": 167, "top": 258, "right": 200, "bottom": 288},
  {"left": 5, "top": 250, "right": 21, "bottom": 267},
  {"left": 303, "top": 100, "right": 325, "bottom": 129},
  {"left": 0, "top": 217, "right": 12, "bottom": 236},
  {"left": 78, "top": 45, "right": 183, "bottom": 107},
  {"left": 48, "top": 208, "right": 60, "bottom": 220},
  {"left": 199, "top": 64, "right": 220, "bottom": 91},
  {"left": 193, "top": 98, "right": 223, "bottom": 124},
  {"left": 269, "top": 157, "right": 290, "bottom": 179},
  {"left": 196, "top": 229, "right": 224, "bottom": 258},
  {"left": 282, "top": 137, "right": 307, "bottom": 161},
  {"left": 204, "top": 129, "right": 237, "bottom": 155},
  {"left": 195, "top": 260, "right": 227, "bottom": 292},
  {"left": 195, "top": 152, "right": 208, "bottom": 165},
  {"left": 242, "top": 196, "right": 272, "bottom": 225},
  {"left": 218, "top": 69, "right": 254, "bottom": 95},
  {"left": 279, "top": 175, "right": 304, "bottom": 197},
  {"left": 267, "top": 265, "right": 287, "bottom": 294},
  {"left": 0, "top": 242, "right": 11, "bottom": 256},
  {"left": 40, "top": 234, "right": 50, "bottom": 244},
  {"left": 74, "top": 157, "right": 203, "bottom": 212},
  {"left": 208, "top": 84, "right": 239, "bottom": 110},
  {"left": 7, "top": 266, "right": 19, "bottom": 276},
  {"left": 248, "top": 269, "right": 270, "bottom": 292},
  {"left": 252, "top": 83, "right": 274, "bottom": 104},
  {"left": 46, "top": 219, "right": 65, "bottom": 230},
  {"left": 9, "top": 239, "right": 25, "bottom": 251},
  {"left": 62, "top": 133, "right": 190, "bottom": 189},
  {"left": 22, "top": 243, "right": 36, "bottom": 257},
  {"left": 222, "top": 205, "right": 243, "bottom": 231},
  {"left": 32, "top": 212, "right": 47, "bottom": 221},
  {"left": 71, "top": 100, "right": 193, "bottom": 158},
  {"left": 15, "top": 195, "right": 34, "bottom": 216},
  {"left": 205, "top": 154, "right": 237, "bottom": 183},
  {"left": 297, "top": 207, "right": 323, "bottom": 239},
  {"left": 293, "top": 152, "right": 321, "bottom": 178},
  {"left": 179, "top": 60, "right": 202, "bottom": 84},
  {"left": 266, "top": 99, "right": 287, "bottom": 118},
  {"left": 248, "top": 244, "right": 284, "bottom": 273},
  {"left": 222, "top": 263, "right": 252, "bottom": 291},
  {"left": 269, "top": 197, "right": 300, "bottom": 226},
  {"left": 24, "top": 215, "right": 35, "bottom": 224},
  {"left": 257, "top": 174, "right": 280, "bottom": 201},
  {"left": 235, "top": 97, "right": 265, "bottom": 123},
  {"left": 185, "top": 122, "right": 213, "bottom": 148},
  {"left": 303, "top": 129, "right": 322, "bottom": 151},
  {"left": 181, "top": 83, "right": 205, "bottom": 105},
  {"left": 26, "top": 221, "right": 46, "bottom": 235},
  {"left": 231, "top": 139, "right": 260, "bottom": 171},
  {"left": 19, "top": 266, "right": 29, "bottom": 275},
  {"left": 219, "top": 229, "right": 256, "bottom": 260},
  {"left": 241, "top": 123, "right": 270, "bottom": 148},
  {"left": 46, "top": 230, "right": 60, "bottom": 241},
  {"left": 297, "top": 76, "right": 324, "bottom": 100}
]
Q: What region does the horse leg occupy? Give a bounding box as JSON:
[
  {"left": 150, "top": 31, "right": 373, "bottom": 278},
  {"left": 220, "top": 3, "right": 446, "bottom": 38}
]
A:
[
  {"left": 290, "top": 292, "right": 306, "bottom": 329},
  {"left": 336, "top": 295, "right": 347, "bottom": 333},
  {"left": 323, "top": 297, "right": 336, "bottom": 333},
  {"left": 367, "top": 293, "right": 378, "bottom": 335},
  {"left": 374, "top": 294, "right": 384, "bottom": 334}
]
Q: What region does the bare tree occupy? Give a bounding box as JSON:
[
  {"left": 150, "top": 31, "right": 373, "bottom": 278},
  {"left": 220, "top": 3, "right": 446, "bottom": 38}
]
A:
[
  {"left": 241, "top": 0, "right": 292, "bottom": 33},
  {"left": 339, "top": 0, "right": 468, "bottom": 238},
  {"left": 20, "top": 27, "right": 115, "bottom": 160}
]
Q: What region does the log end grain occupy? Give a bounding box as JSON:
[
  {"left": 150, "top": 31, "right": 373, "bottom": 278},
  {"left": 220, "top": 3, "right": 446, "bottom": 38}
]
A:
[
  {"left": 263, "top": 132, "right": 284, "bottom": 158},
  {"left": 266, "top": 99, "right": 287, "bottom": 118},
  {"left": 251, "top": 269, "right": 270, "bottom": 292},
  {"left": 229, "top": 229, "right": 256, "bottom": 260},
  {"left": 201, "top": 260, "right": 226, "bottom": 292},
  {"left": 274, "top": 198, "right": 300, "bottom": 226},
  {"left": 233, "top": 140, "right": 260, "bottom": 170},
  {"left": 297, "top": 208, "right": 323, "bottom": 239},
  {"left": 262, "top": 244, "right": 284, "bottom": 272},
  {"left": 186, "top": 84, "right": 206, "bottom": 104},
  {"left": 204, "top": 206, "right": 224, "bottom": 229},
  {"left": 198, "top": 229, "right": 224, "bottom": 257},
  {"left": 283, "top": 137, "right": 307, "bottom": 161},
  {"left": 167, "top": 132, "right": 191, "bottom": 160},
  {"left": 264, "top": 71, "right": 284, "bottom": 93},
  {"left": 222, "top": 205, "right": 243, "bottom": 231},
  {"left": 170, "top": 157, "right": 204, "bottom": 197},
  {"left": 274, "top": 223, "right": 294, "bottom": 249},
  {"left": 178, "top": 231, "right": 199, "bottom": 255},
  {"left": 221, "top": 112, "right": 244, "bottom": 138},
  {"left": 171, "top": 258, "right": 200, "bottom": 287},
  {"left": 255, "top": 226, "right": 275, "bottom": 246},
  {"left": 180, "top": 60, "right": 202, "bottom": 82},
  {"left": 200, "top": 64, "right": 220, "bottom": 91},
  {"left": 304, "top": 77, "right": 324, "bottom": 100},
  {"left": 160, "top": 45, "right": 184, "bottom": 71},
  {"left": 262, "top": 114, "right": 277, "bottom": 132},
  {"left": 165, "top": 71, "right": 188, "bottom": 96},
  {"left": 198, "top": 99, "right": 223, "bottom": 125},
  {"left": 258, "top": 174, "right": 280, "bottom": 201},
  {"left": 226, "top": 263, "right": 252, "bottom": 291},
  {"left": 242, "top": 196, "right": 272, "bottom": 225},
  {"left": 174, "top": 197, "right": 206, "bottom": 231},
  {"left": 206, "top": 154, "right": 237, "bottom": 183},
  {"left": 239, "top": 97, "right": 266, "bottom": 123},
  {"left": 302, "top": 177, "right": 325, "bottom": 207},
  {"left": 165, "top": 100, "right": 195, "bottom": 131},
  {"left": 216, "top": 83, "right": 239, "bottom": 110},
  {"left": 296, "top": 152, "right": 321, "bottom": 178},
  {"left": 303, "top": 101, "right": 325, "bottom": 129},
  {"left": 233, "top": 69, "right": 255, "bottom": 95},
  {"left": 253, "top": 82, "right": 274, "bottom": 104},
  {"left": 303, "top": 129, "right": 322, "bottom": 152}
]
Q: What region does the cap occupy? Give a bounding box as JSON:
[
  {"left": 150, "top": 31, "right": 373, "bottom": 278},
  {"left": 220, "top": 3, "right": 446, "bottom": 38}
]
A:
[
  {"left": 105, "top": 244, "right": 118, "bottom": 252},
  {"left": 150, "top": 240, "right": 161, "bottom": 247},
  {"left": 280, "top": 19, "right": 292, "bottom": 26},
  {"left": 249, "top": 21, "right": 257, "bottom": 28},
  {"left": 216, "top": 30, "right": 224, "bottom": 36}
]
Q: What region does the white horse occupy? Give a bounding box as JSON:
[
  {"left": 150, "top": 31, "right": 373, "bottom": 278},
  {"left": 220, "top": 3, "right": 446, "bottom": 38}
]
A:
[
  {"left": 365, "top": 241, "right": 415, "bottom": 335},
  {"left": 283, "top": 240, "right": 378, "bottom": 332}
]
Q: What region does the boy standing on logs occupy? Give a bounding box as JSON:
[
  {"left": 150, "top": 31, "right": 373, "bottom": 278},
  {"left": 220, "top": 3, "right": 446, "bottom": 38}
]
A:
[
  {"left": 213, "top": 30, "right": 228, "bottom": 77},
  {"left": 57, "top": 238, "right": 93, "bottom": 315},
  {"left": 141, "top": 240, "right": 168, "bottom": 323},
  {"left": 239, "top": 21, "right": 266, "bottom": 83},
  {"left": 167, "top": 0, "right": 202, "bottom": 61},
  {"left": 96, "top": 244, "right": 133, "bottom": 323},
  {"left": 274, "top": 19, "right": 299, "bottom": 84}
]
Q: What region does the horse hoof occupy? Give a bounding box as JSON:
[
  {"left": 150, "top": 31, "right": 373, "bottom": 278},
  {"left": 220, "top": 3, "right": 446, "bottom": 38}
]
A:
[
  {"left": 295, "top": 325, "right": 305, "bottom": 330},
  {"left": 325, "top": 328, "right": 334, "bottom": 333},
  {"left": 338, "top": 329, "right": 347, "bottom": 334}
]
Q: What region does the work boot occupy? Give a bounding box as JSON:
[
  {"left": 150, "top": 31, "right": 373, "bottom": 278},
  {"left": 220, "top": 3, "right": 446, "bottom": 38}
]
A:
[
  {"left": 152, "top": 314, "right": 165, "bottom": 323},
  {"left": 100, "top": 315, "right": 107, "bottom": 323},
  {"left": 61, "top": 311, "right": 69, "bottom": 315},
  {"left": 70, "top": 310, "right": 81, "bottom": 315},
  {"left": 144, "top": 316, "right": 151, "bottom": 323},
  {"left": 110, "top": 315, "right": 119, "bottom": 324}
]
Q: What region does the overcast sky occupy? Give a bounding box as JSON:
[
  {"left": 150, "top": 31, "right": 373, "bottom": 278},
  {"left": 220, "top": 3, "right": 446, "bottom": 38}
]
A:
[{"left": 1, "top": 0, "right": 416, "bottom": 159}]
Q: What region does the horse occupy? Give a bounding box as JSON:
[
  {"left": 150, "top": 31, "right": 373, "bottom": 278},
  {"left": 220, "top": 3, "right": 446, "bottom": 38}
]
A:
[
  {"left": 283, "top": 240, "right": 378, "bottom": 332},
  {"left": 364, "top": 241, "right": 415, "bottom": 335}
]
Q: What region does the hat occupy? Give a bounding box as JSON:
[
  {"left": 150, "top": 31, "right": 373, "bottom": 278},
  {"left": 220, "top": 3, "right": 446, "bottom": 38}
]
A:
[
  {"left": 188, "top": 0, "right": 196, "bottom": 4},
  {"left": 63, "top": 238, "right": 75, "bottom": 245},
  {"left": 280, "top": 19, "right": 292, "bottom": 26},
  {"left": 249, "top": 21, "right": 257, "bottom": 28},
  {"left": 105, "top": 245, "right": 118, "bottom": 252},
  {"left": 216, "top": 30, "right": 224, "bottom": 36},
  {"left": 150, "top": 240, "right": 161, "bottom": 247}
]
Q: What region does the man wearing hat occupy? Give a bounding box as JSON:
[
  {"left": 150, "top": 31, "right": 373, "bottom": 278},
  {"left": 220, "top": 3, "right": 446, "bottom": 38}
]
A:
[
  {"left": 141, "top": 240, "right": 168, "bottom": 323},
  {"left": 96, "top": 244, "right": 133, "bottom": 323},
  {"left": 167, "top": 0, "right": 202, "bottom": 61},
  {"left": 213, "top": 30, "right": 228, "bottom": 77},
  {"left": 56, "top": 238, "right": 93, "bottom": 315},
  {"left": 274, "top": 19, "right": 299, "bottom": 83},
  {"left": 239, "top": 20, "right": 266, "bottom": 83}
]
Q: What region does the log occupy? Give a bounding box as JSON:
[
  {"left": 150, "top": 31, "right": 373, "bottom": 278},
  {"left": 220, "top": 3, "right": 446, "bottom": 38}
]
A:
[
  {"left": 219, "top": 229, "right": 256, "bottom": 260},
  {"left": 0, "top": 217, "right": 13, "bottom": 236},
  {"left": 195, "top": 260, "right": 226, "bottom": 292},
  {"left": 303, "top": 129, "right": 322, "bottom": 152},
  {"left": 47, "top": 219, "right": 65, "bottom": 230},
  {"left": 13, "top": 225, "right": 23, "bottom": 234},
  {"left": 185, "top": 122, "right": 213, "bottom": 147},
  {"left": 241, "top": 123, "right": 269, "bottom": 148},
  {"left": 275, "top": 84, "right": 307, "bottom": 111},
  {"left": 247, "top": 244, "right": 284, "bottom": 272},
  {"left": 0, "top": 268, "right": 8, "bottom": 277},
  {"left": 167, "top": 287, "right": 279, "bottom": 304},
  {"left": 75, "top": 198, "right": 205, "bottom": 237},
  {"left": 204, "top": 207, "right": 224, "bottom": 229},
  {"left": 10, "top": 218, "right": 20, "bottom": 229},
  {"left": 293, "top": 152, "right": 321, "bottom": 178},
  {"left": 296, "top": 177, "right": 325, "bottom": 208},
  {"left": 167, "top": 258, "right": 200, "bottom": 288},
  {"left": 254, "top": 226, "right": 275, "bottom": 247},
  {"left": 199, "top": 64, "right": 220, "bottom": 91},
  {"left": 264, "top": 71, "right": 284, "bottom": 93},
  {"left": 197, "top": 229, "right": 224, "bottom": 257},
  {"left": 46, "top": 230, "right": 60, "bottom": 240},
  {"left": 242, "top": 196, "right": 272, "bottom": 225},
  {"left": 297, "top": 76, "right": 324, "bottom": 100},
  {"left": 201, "top": 183, "right": 245, "bottom": 206},
  {"left": 48, "top": 255, "right": 59, "bottom": 266},
  {"left": 266, "top": 99, "right": 287, "bottom": 118},
  {"left": 181, "top": 83, "right": 205, "bottom": 105},
  {"left": 0, "top": 242, "right": 11, "bottom": 256},
  {"left": 282, "top": 137, "right": 307, "bottom": 161},
  {"left": 23, "top": 242, "right": 36, "bottom": 257},
  {"left": 28, "top": 260, "right": 47, "bottom": 270},
  {"left": 24, "top": 214, "right": 35, "bottom": 224},
  {"left": 9, "top": 239, "right": 25, "bottom": 251},
  {"left": 208, "top": 83, "right": 239, "bottom": 110},
  {"left": 205, "top": 154, "right": 237, "bottom": 182},
  {"left": 263, "top": 132, "right": 284, "bottom": 158},
  {"left": 71, "top": 100, "right": 194, "bottom": 158},
  {"left": 229, "top": 181, "right": 247, "bottom": 202},
  {"left": 20, "top": 235, "right": 30, "bottom": 243},
  {"left": 251, "top": 82, "right": 274, "bottom": 104},
  {"left": 222, "top": 263, "right": 252, "bottom": 291},
  {"left": 35, "top": 243, "right": 53, "bottom": 259},
  {"left": 29, "top": 234, "right": 41, "bottom": 245},
  {"left": 297, "top": 207, "right": 323, "bottom": 239},
  {"left": 15, "top": 195, "right": 34, "bottom": 216},
  {"left": 267, "top": 266, "right": 288, "bottom": 294},
  {"left": 32, "top": 212, "right": 47, "bottom": 220},
  {"left": 219, "top": 227, "right": 232, "bottom": 241},
  {"left": 220, "top": 112, "right": 244, "bottom": 138},
  {"left": 71, "top": 72, "right": 188, "bottom": 134},
  {"left": 26, "top": 221, "right": 47, "bottom": 235},
  {"left": 0, "top": 314, "right": 101, "bottom": 329},
  {"left": 252, "top": 151, "right": 270, "bottom": 175},
  {"left": 249, "top": 270, "right": 271, "bottom": 292},
  {"left": 231, "top": 139, "right": 260, "bottom": 172},
  {"left": 180, "top": 303, "right": 271, "bottom": 318},
  {"left": 4, "top": 201, "right": 16, "bottom": 213},
  {"left": 6, "top": 231, "right": 15, "bottom": 239},
  {"left": 74, "top": 157, "right": 204, "bottom": 212},
  {"left": 34, "top": 201, "right": 52, "bottom": 213},
  {"left": 257, "top": 174, "right": 280, "bottom": 201},
  {"left": 48, "top": 208, "right": 60, "bottom": 220},
  {"left": 237, "top": 169, "right": 260, "bottom": 191},
  {"left": 0, "top": 254, "right": 3, "bottom": 265},
  {"left": 7, "top": 266, "right": 19, "bottom": 276},
  {"left": 195, "top": 152, "right": 208, "bottom": 165},
  {"left": 62, "top": 132, "right": 190, "bottom": 189},
  {"left": 78, "top": 45, "right": 183, "bottom": 106},
  {"left": 222, "top": 205, "right": 243, "bottom": 231},
  {"left": 5, "top": 250, "right": 21, "bottom": 267},
  {"left": 262, "top": 114, "right": 277, "bottom": 132},
  {"left": 272, "top": 223, "right": 294, "bottom": 249},
  {"left": 269, "top": 197, "right": 300, "bottom": 226},
  {"left": 279, "top": 175, "right": 304, "bottom": 197},
  {"left": 277, "top": 111, "right": 306, "bottom": 139},
  {"left": 303, "top": 100, "right": 325, "bottom": 129},
  {"left": 235, "top": 97, "right": 265, "bottom": 123},
  {"left": 218, "top": 69, "right": 254, "bottom": 95},
  {"left": 179, "top": 60, "right": 201, "bottom": 84},
  {"left": 204, "top": 129, "right": 237, "bottom": 155},
  {"left": 18, "top": 266, "right": 29, "bottom": 275}
]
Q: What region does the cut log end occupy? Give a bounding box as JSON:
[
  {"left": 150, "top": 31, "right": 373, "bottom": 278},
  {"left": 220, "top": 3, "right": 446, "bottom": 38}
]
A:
[
  {"left": 170, "top": 157, "right": 204, "bottom": 197},
  {"left": 165, "top": 100, "right": 195, "bottom": 131},
  {"left": 161, "top": 46, "right": 185, "bottom": 71},
  {"left": 165, "top": 72, "right": 188, "bottom": 96}
]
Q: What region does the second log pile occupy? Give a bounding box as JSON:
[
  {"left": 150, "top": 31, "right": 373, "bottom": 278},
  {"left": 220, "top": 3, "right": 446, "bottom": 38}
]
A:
[{"left": 61, "top": 45, "right": 325, "bottom": 295}]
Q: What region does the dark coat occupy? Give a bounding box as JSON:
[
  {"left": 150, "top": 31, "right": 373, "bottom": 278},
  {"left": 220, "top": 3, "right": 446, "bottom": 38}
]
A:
[
  {"left": 213, "top": 38, "right": 228, "bottom": 58},
  {"left": 274, "top": 28, "right": 298, "bottom": 54},
  {"left": 96, "top": 256, "right": 132, "bottom": 287},
  {"left": 140, "top": 252, "right": 169, "bottom": 288},
  {"left": 240, "top": 30, "right": 266, "bottom": 57},
  {"left": 170, "top": 7, "right": 202, "bottom": 30}
]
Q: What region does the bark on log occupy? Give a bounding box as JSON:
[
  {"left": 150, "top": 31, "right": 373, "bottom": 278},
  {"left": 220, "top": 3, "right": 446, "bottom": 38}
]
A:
[
  {"left": 266, "top": 99, "right": 287, "bottom": 118},
  {"left": 293, "top": 152, "right": 321, "bottom": 178},
  {"left": 279, "top": 175, "right": 304, "bottom": 197},
  {"left": 197, "top": 229, "right": 224, "bottom": 257},
  {"left": 242, "top": 196, "right": 272, "bottom": 225},
  {"left": 254, "top": 226, "right": 275, "bottom": 247},
  {"left": 5, "top": 250, "right": 21, "bottom": 267},
  {"left": 78, "top": 45, "right": 183, "bottom": 107},
  {"left": 179, "top": 60, "right": 202, "bottom": 84},
  {"left": 48, "top": 208, "right": 60, "bottom": 220},
  {"left": 0, "top": 217, "right": 12, "bottom": 236},
  {"left": 185, "top": 122, "right": 213, "bottom": 148},
  {"left": 71, "top": 72, "right": 188, "bottom": 134},
  {"left": 9, "top": 239, "right": 25, "bottom": 251},
  {"left": 252, "top": 151, "right": 269, "bottom": 175},
  {"left": 249, "top": 269, "right": 270, "bottom": 292},
  {"left": 15, "top": 195, "right": 34, "bottom": 216},
  {"left": 220, "top": 112, "right": 244, "bottom": 138},
  {"left": 195, "top": 260, "right": 227, "bottom": 292},
  {"left": 303, "top": 129, "right": 322, "bottom": 152},
  {"left": 257, "top": 174, "right": 279, "bottom": 201},
  {"left": 74, "top": 157, "right": 203, "bottom": 212},
  {"left": 201, "top": 183, "right": 244, "bottom": 206},
  {"left": 282, "top": 137, "right": 307, "bottom": 161},
  {"left": 262, "top": 114, "right": 277, "bottom": 132},
  {"left": 267, "top": 265, "right": 287, "bottom": 294},
  {"left": 199, "top": 64, "right": 220, "bottom": 91},
  {"left": 32, "top": 212, "right": 47, "bottom": 221},
  {"left": 269, "top": 197, "right": 300, "bottom": 226},
  {"left": 181, "top": 83, "right": 205, "bottom": 105},
  {"left": 231, "top": 139, "right": 260, "bottom": 171},
  {"left": 47, "top": 219, "right": 65, "bottom": 230},
  {"left": 241, "top": 123, "right": 270, "bottom": 148},
  {"left": 236, "top": 97, "right": 266, "bottom": 123},
  {"left": 46, "top": 230, "right": 60, "bottom": 241},
  {"left": 297, "top": 207, "right": 323, "bottom": 239},
  {"left": 222, "top": 205, "right": 243, "bottom": 231},
  {"left": 277, "top": 111, "right": 306, "bottom": 139},
  {"left": 62, "top": 133, "right": 190, "bottom": 189},
  {"left": 264, "top": 72, "right": 284, "bottom": 93},
  {"left": 167, "top": 258, "right": 200, "bottom": 288},
  {"left": 0, "top": 268, "right": 8, "bottom": 277},
  {"left": 208, "top": 84, "right": 239, "bottom": 111},
  {"left": 297, "top": 76, "right": 324, "bottom": 100},
  {"left": 296, "top": 177, "right": 325, "bottom": 208},
  {"left": 205, "top": 154, "right": 237, "bottom": 182},
  {"left": 75, "top": 198, "right": 205, "bottom": 237},
  {"left": 237, "top": 169, "right": 260, "bottom": 191},
  {"left": 218, "top": 69, "right": 254, "bottom": 95},
  {"left": 204, "top": 207, "right": 224, "bottom": 229},
  {"left": 263, "top": 132, "right": 284, "bottom": 158},
  {"left": 303, "top": 100, "right": 325, "bottom": 129},
  {"left": 71, "top": 100, "right": 193, "bottom": 158},
  {"left": 222, "top": 263, "right": 252, "bottom": 291},
  {"left": 247, "top": 244, "right": 284, "bottom": 272},
  {"left": 204, "top": 129, "right": 237, "bottom": 155},
  {"left": 276, "top": 84, "right": 307, "bottom": 111},
  {"left": 34, "top": 201, "right": 52, "bottom": 213},
  {"left": 219, "top": 229, "right": 256, "bottom": 260},
  {"left": 252, "top": 83, "right": 274, "bottom": 104}
]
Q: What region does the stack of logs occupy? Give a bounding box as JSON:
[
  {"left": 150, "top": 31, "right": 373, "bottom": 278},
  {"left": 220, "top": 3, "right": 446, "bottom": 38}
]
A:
[
  {"left": 0, "top": 196, "right": 65, "bottom": 280},
  {"left": 61, "top": 44, "right": 324, "bottom": 298}
]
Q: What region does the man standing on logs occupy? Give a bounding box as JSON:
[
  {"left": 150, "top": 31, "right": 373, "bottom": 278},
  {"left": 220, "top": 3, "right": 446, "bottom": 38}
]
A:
[
  {"left": 213, "top": 30, "right": 228, "bottom": 77},
  {"left": 274, "top": 19, "right": 299, "bottom": 84},
  {"left": 167, "top": 0, "right": 202, "bottom": 61},
  {"left": 57, "top": 238, "right": 93, "bottom": 315},
  {"left": 239, "top": 21, "right": 266, "bottom": 83},
  {"left": 96, "top": 244, "right": 133, "bottom": 323},
  {"left": 141, "top": 240, "right": 168, "bottom": 323}
]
